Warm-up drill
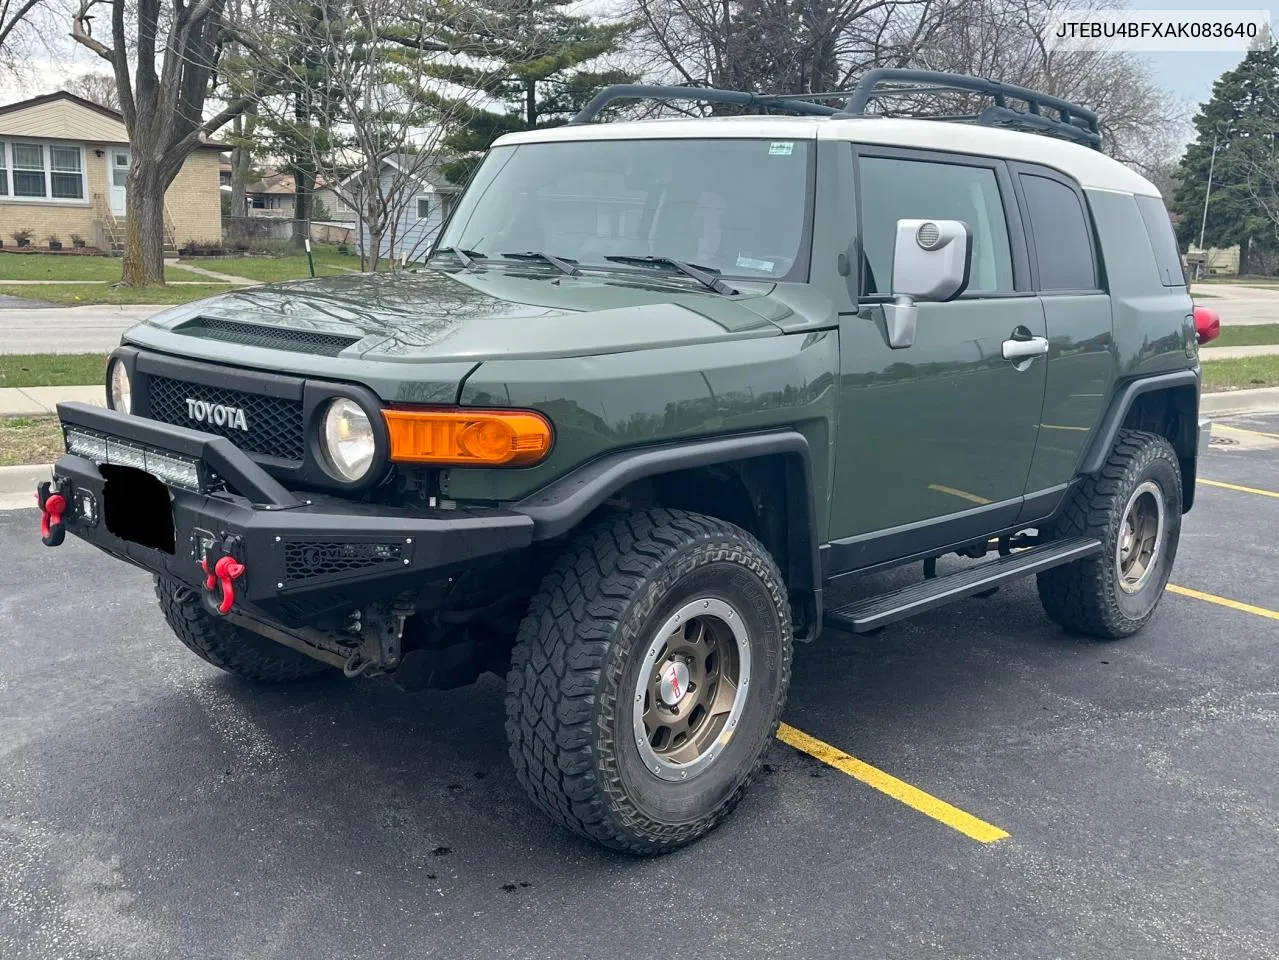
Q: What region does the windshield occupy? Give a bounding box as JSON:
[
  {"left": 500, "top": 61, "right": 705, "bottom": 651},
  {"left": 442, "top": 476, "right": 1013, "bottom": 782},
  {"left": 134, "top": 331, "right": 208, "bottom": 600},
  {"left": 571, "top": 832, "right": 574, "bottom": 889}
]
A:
[{"left": 438, "top": 137, "right": 814, "bottom": 281}]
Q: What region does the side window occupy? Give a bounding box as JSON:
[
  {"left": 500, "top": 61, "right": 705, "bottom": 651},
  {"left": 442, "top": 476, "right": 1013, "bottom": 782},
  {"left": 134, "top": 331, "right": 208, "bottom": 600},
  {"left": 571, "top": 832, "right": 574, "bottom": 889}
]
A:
[
  {"left": 1019, "top": 173, "right": 1098, "bottom": 291},
  {"left": 858, "top": 155, "right": 1013, "bottom": 296},
  {"left": 1134, "top": 194, "right": 1187, "bottom": 287}
]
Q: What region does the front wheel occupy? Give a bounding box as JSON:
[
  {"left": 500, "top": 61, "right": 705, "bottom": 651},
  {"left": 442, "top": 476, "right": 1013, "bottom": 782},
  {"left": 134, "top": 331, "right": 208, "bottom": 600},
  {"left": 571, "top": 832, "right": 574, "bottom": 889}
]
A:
[
  {"left": 1037, "top": 430, "right": 1183, "bottom": 638},
  {"left": 505, "top": 508, "right": 792, "bottom": 854}
]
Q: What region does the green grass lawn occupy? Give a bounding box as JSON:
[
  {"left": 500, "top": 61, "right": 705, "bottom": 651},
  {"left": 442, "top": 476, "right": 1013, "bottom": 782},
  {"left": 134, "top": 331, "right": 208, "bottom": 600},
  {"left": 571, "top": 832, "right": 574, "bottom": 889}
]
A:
[
  {"left": 1200, "top": 356, "right": 1279, "bottom": 392},
  {"left": 0, "top": 253, "right": 208, "bottom": 282},
  {"left": 182, "top": 244, "right": 360, "bottom": 283},
  {"left": 0, "top": 416, "right": 64, "bottom": 466},
  {"left": 1212, "top": 324, "right": 1279, "bottom": 348},
  {"left": 0, "top": 353, "right": 108, "bottom": 388},
  {"left": 0, "top": 283, "right": 230, "bottom": 306}
]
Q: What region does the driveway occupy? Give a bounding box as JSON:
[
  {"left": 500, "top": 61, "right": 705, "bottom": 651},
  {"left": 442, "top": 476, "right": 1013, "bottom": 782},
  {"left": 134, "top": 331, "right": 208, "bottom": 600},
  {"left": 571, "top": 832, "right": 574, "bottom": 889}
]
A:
[{"left": 2, "top": 415, "right": 1278, "bottom": 959}]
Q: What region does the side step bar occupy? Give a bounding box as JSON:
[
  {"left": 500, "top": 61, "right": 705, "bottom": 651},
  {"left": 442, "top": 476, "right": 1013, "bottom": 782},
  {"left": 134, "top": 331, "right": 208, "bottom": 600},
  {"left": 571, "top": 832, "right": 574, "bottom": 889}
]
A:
[{"left": 824, "top": 537, "right": 1102, "bottom": 634}]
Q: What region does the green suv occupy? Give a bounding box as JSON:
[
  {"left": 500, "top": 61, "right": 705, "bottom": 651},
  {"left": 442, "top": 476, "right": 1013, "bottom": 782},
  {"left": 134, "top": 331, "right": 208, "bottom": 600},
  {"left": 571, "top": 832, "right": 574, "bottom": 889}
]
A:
[{"left": 38, "top": 73, "right": 1212, "bottom": 854}]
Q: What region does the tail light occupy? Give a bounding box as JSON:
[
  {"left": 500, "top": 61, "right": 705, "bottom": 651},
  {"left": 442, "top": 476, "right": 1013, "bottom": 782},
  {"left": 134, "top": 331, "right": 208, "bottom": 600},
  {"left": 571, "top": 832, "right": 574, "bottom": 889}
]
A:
[{"left": 1193, "top": 305, "right": 1220, "bottom": 345}]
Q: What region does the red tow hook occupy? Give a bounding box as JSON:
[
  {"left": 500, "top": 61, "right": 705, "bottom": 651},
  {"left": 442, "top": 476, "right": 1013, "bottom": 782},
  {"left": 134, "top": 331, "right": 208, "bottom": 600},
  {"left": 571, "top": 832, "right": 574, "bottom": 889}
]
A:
[
  {"left": 37, "top": 481, "right": 68, "bottom": 547},
  {"left": 201, "top": 554, "right": 246, "bottom": 615}
]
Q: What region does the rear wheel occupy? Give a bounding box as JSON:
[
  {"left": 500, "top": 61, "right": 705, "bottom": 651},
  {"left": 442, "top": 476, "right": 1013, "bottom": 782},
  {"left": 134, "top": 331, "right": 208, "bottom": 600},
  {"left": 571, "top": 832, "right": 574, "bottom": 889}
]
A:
[
  {"left": 1037, "top": 430, "right": 1182, "bottom": 638},
  {"left": 155, "top": 577, "right": 331, "bottom": 682},
  {"left": 505, "top": 508, "right": 792, "bottom": 854}
]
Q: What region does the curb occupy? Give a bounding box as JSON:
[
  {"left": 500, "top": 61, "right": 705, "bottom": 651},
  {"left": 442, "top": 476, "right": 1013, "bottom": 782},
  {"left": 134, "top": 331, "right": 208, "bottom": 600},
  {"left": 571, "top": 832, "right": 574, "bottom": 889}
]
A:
[
  {"left": 0, "top": 463, "right": 49, "bottom": 511},
  {"left": 1200, "top": 387, "right": 1279, "bottom": 416}
]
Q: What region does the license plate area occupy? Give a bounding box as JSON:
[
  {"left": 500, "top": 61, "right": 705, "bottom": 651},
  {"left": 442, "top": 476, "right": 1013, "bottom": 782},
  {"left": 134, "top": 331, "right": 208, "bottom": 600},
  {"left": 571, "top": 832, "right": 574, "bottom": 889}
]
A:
[{"left": 101, "top": 464, "right": 176, "bottom": 553}]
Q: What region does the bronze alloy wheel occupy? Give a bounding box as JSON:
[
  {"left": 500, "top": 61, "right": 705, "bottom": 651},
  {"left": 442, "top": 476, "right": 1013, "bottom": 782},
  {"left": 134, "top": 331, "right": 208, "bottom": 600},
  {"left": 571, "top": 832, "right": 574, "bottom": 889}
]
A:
[
  {"left": 1115, "top": 479, "right": 1166, "bottom": 594},
  {"left": 632, "top": 597, "right": 752, "bottom": 783}
]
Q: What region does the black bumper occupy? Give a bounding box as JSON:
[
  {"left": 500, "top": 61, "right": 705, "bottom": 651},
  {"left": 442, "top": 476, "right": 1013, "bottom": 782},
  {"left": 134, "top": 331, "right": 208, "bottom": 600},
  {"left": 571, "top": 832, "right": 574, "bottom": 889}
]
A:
[{"left": 47, "top": 402, "right": 533, "bottom": 623}]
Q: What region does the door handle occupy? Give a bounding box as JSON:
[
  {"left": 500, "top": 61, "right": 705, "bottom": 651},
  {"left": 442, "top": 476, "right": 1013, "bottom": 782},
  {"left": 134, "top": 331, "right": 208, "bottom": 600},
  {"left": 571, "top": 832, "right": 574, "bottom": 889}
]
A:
[{"left": 1001, "top": 336, "right": 1049, "bottom": 362}]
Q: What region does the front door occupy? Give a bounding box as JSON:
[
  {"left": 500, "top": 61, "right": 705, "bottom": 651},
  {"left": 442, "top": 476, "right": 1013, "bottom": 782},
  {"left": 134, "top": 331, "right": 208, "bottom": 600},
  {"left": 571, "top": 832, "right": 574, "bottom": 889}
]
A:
[
  {"left": 107, "top": 148, "right": 130, "bottom": 215},
  {"left": 827, "top": 148, "right": 1048, "bottom": 568}
]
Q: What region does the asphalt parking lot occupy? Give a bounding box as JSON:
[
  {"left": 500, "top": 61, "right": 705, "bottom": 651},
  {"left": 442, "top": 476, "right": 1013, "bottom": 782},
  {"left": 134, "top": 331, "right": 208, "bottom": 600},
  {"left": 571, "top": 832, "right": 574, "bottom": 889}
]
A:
[{"left": 2, "top": 415, "right": 1277, "bottom": 960}]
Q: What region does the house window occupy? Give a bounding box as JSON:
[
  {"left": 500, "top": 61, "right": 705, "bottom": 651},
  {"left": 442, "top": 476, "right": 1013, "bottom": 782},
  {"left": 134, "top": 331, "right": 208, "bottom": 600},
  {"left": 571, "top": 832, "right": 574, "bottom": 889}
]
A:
[
  {"left": 0, "top": 141, "right": 87, "bottom": 201},
  {"left": 417, "top": 196, "right": 430, "bottom": 219},
  {"left": 12, "top": 142, "right": 46, "bottom": 197},
  {"left": 251, "top": 195, "right": 266, "bottom": 209},
  {"left": 50, "top": 146, "right": 84, "bottom": 199}
]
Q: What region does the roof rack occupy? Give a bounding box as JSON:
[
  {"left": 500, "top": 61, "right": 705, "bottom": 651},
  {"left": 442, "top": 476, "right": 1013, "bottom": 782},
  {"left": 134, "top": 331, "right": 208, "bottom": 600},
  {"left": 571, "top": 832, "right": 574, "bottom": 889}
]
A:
[
  {"left": 837, "top": 69, "right": 1101, "bottom": 149},
  {"left": 570, "top": 84, "right": 838, "bottom": 124},
  {"left": 570, "top": 72, "right": 1101, "bottom": 150}
]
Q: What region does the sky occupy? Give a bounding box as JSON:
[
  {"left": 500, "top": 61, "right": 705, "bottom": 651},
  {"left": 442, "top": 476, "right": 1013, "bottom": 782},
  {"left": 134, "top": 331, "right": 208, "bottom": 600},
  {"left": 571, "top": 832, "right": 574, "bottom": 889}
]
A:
[{"left": 1126, "top": 0, "right": 1276, "bottom": 107}]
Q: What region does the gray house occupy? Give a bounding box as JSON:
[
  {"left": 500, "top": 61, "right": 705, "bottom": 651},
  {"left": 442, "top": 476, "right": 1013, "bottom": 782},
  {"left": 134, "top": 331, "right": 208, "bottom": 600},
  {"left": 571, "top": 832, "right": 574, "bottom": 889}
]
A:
[{"left": 350, "top": 154, "right": 461, "bottom": 264}]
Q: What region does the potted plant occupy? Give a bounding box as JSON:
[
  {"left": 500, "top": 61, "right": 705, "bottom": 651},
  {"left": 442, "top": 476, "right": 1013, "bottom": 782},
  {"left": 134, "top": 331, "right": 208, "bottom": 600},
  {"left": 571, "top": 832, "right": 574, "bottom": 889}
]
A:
[
  {"left": 11, "top": 228, "right": 32, "bottom": 248},
  {"left": 47, "top": 233, "right": 63, "bottom": 251},
  {"left": 70, "top": 233, "right": 87, "bottom": 249}
]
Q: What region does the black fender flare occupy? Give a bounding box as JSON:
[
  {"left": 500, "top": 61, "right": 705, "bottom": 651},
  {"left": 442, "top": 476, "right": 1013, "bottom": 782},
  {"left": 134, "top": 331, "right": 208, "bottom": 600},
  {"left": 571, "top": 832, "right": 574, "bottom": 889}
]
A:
[
  {"left": 1079, "top": 369, "right": 1200, "bottom": 475},
  {"left": 512, "top": 430, "right": 825, "bottom": 639}
]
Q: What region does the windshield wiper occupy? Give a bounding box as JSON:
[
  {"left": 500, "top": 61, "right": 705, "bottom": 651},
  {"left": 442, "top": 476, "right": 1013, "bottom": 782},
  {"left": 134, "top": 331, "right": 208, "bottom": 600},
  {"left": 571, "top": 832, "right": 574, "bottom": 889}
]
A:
[
  {"left": 500, "top": 251, "right": 580, "bottom": 276},
  {"left": 436, "top": 246, "right": 485, "bottom": 270},
  {"left": 604, "top": 255, "right": 737, "bottom": 295}
]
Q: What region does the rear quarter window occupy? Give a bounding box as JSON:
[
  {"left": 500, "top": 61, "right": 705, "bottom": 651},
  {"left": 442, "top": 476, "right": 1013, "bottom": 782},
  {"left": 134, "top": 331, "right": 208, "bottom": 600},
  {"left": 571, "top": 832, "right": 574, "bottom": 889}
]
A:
[
  {"left": 1019, "top": 173, "right": 1098, "bottom": 292},
  {"left": 1134, "top": 195, "right": 1186, "bottom": 287}
]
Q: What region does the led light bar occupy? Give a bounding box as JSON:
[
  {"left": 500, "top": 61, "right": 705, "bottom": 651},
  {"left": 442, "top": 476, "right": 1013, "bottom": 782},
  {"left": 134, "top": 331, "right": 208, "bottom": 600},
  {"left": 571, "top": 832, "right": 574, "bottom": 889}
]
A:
[{"left": 64, "top": 427, "right": 204, "bottom": 492}]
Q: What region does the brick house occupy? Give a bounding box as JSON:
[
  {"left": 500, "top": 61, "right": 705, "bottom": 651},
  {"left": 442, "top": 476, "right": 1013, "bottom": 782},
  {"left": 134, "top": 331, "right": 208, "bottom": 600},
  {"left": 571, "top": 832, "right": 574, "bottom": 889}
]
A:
[{"left": 0, "top": 91, "right": 223, "bottom": 252}]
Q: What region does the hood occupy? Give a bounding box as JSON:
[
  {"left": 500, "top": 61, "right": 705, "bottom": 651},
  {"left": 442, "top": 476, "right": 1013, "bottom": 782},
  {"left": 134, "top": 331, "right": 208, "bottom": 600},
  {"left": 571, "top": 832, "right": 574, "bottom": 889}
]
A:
[{"left": 136, "top": 267, "right": 793, "bottom": 364}]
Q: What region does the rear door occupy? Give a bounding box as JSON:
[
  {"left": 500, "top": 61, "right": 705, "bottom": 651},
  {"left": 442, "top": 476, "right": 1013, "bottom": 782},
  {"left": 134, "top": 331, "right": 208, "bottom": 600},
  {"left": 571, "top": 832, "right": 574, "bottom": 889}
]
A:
[
  {"left": 827, "top": 147, "right": 1049, "bottom": 568},
  {"left": 1009, "top": 163, "right": 1113, "bottom": 517}
]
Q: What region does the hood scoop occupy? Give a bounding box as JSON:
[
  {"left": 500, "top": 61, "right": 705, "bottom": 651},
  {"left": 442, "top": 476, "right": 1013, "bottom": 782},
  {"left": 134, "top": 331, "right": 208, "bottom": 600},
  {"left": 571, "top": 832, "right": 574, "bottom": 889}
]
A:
[{"left": 175, "top": 317, "right": 363, "bottom": 356}]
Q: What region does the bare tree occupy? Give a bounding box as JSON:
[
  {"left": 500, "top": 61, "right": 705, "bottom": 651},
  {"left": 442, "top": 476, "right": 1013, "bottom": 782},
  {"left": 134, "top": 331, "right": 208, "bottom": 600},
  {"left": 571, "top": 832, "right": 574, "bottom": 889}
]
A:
[
  {"left": 626, "top": 0, "right": 944, "bottom": 97},
  {"left": 62, "top": 71, "right": 120, "bottom": 110},
  {"left": 71, "top": 0, "right": 243, "bottom": 286},
  {"left": 0, "top": 0, "right": 48, "bottom": 73},
  {"left": 904, "top": 0, "right": 1187, "bottom": 172},
  {"left": 241, "top": 0, "right": 484, "bottom": 271}
]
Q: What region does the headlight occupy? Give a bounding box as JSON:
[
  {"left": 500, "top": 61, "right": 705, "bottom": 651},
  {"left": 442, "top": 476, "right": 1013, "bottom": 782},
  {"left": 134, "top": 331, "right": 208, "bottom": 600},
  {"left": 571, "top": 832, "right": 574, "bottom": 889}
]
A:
[
  {"left": 108, "top": 359, "right": 132, "bottom": 413},
  {"left": 321, "top": 398, "right": 375, "bottom": 481}
]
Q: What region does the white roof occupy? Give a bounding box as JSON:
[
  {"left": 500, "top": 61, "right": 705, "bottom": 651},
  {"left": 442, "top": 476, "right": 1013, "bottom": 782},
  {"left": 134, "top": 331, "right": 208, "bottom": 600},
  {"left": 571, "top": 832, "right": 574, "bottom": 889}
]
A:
[{"left": 496, "top": 114, "right": 1158, "bottom": 197}]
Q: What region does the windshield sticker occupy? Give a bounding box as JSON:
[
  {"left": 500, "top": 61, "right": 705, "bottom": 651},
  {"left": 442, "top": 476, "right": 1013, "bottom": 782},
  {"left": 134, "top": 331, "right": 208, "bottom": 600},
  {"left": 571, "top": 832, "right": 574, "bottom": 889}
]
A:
[
  {"left": 768, "top": 141, "right": 794, "bottom": 156},
  {"left": 736, "top": 255, "right": 775, "bottom": 272}
]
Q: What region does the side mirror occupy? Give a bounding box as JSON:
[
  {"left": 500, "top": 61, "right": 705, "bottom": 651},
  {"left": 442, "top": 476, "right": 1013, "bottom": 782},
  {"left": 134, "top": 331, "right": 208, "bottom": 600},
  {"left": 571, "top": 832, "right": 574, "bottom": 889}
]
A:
[{"left": 882, "top": 219, "right": 973, "bottom": 349}]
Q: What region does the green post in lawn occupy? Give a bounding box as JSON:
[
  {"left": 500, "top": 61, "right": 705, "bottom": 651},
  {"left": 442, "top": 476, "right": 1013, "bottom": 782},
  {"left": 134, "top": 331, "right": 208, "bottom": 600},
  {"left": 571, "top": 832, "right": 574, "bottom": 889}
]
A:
[{"left": 305, "top": 238, "right": 315, "bottom": 278}]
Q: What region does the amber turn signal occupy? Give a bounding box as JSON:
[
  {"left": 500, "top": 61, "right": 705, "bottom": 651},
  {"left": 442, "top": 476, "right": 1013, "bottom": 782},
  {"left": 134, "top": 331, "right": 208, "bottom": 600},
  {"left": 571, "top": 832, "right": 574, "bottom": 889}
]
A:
[{"left": 382, "top": 407, "right": 553, "bottom": 467}]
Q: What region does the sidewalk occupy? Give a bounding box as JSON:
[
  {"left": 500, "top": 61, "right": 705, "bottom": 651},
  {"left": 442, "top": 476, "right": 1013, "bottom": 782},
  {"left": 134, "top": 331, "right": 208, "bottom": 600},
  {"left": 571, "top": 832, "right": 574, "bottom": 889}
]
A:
[
  {"left": 0, "top": 385, "right": 104, "bottom": 416},
  {"left": 1199, "top": 344, "right": 1279, "bottom": 360}
]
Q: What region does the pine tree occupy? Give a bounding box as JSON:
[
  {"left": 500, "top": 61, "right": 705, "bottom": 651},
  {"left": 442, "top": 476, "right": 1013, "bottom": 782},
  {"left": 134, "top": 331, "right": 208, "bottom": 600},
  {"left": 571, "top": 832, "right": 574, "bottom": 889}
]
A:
[
  {"left": 1171, "top": 41, "right": 1279, "bottom": 273},
  {"left": 429, "top": 0, "right": 634, "bottom": 183}
]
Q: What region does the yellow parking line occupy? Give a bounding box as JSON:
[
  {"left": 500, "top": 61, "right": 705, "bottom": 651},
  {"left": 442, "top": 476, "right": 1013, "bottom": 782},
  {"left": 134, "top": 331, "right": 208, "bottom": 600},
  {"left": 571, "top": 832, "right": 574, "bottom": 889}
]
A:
[
  {"left": 776, "top": 723, "right": 1010, "bottom": 843},
  {"left": 1167, "top": 584, "right": 1279, "bottom": 622},
  {"left": 1199, "top": 478, "right": 1279, "bottom": 500},
  {"left": 1213, "top": 423, "right": 1279, "bottom": 441}
]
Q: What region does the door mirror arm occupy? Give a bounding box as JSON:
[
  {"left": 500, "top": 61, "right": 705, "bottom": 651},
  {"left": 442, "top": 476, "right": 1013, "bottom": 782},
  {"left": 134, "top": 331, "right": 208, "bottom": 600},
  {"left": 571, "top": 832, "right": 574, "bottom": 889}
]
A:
[{"left": 883, "top": 296, "right": 918, "bottom": 349}]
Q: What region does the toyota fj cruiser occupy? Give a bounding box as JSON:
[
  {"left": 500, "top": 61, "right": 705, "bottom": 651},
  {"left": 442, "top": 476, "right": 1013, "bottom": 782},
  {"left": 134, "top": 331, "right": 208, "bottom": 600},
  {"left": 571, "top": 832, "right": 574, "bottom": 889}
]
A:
[{"left": 38, "top": 71, "right": 1216, "bottom": 854}]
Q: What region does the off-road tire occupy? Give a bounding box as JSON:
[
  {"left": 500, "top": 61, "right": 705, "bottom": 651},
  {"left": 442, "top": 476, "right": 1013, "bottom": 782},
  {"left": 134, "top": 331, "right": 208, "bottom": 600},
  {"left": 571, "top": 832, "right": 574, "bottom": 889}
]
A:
[
  {"left": 155, "top": 577, "right": 331, "bottom": 682},
  {"left": 1037, "top": 430, "right": 1182, "bottom": 638},
  {"left": 505, "top": 508, "right": 792, "bottom": 855}
]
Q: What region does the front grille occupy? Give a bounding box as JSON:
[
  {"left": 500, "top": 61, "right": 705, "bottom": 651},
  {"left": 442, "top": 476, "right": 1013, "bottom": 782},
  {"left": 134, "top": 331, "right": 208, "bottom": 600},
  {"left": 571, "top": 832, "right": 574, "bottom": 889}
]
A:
[
  {"left": 146, "top": 376, "right": 305, "bottom": 461},
  {"left": 284, "top": 541, "right": 404, "bottom": 584},
  {"left": 175, "top": 317, "right": 361, "bottom": 356}
]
